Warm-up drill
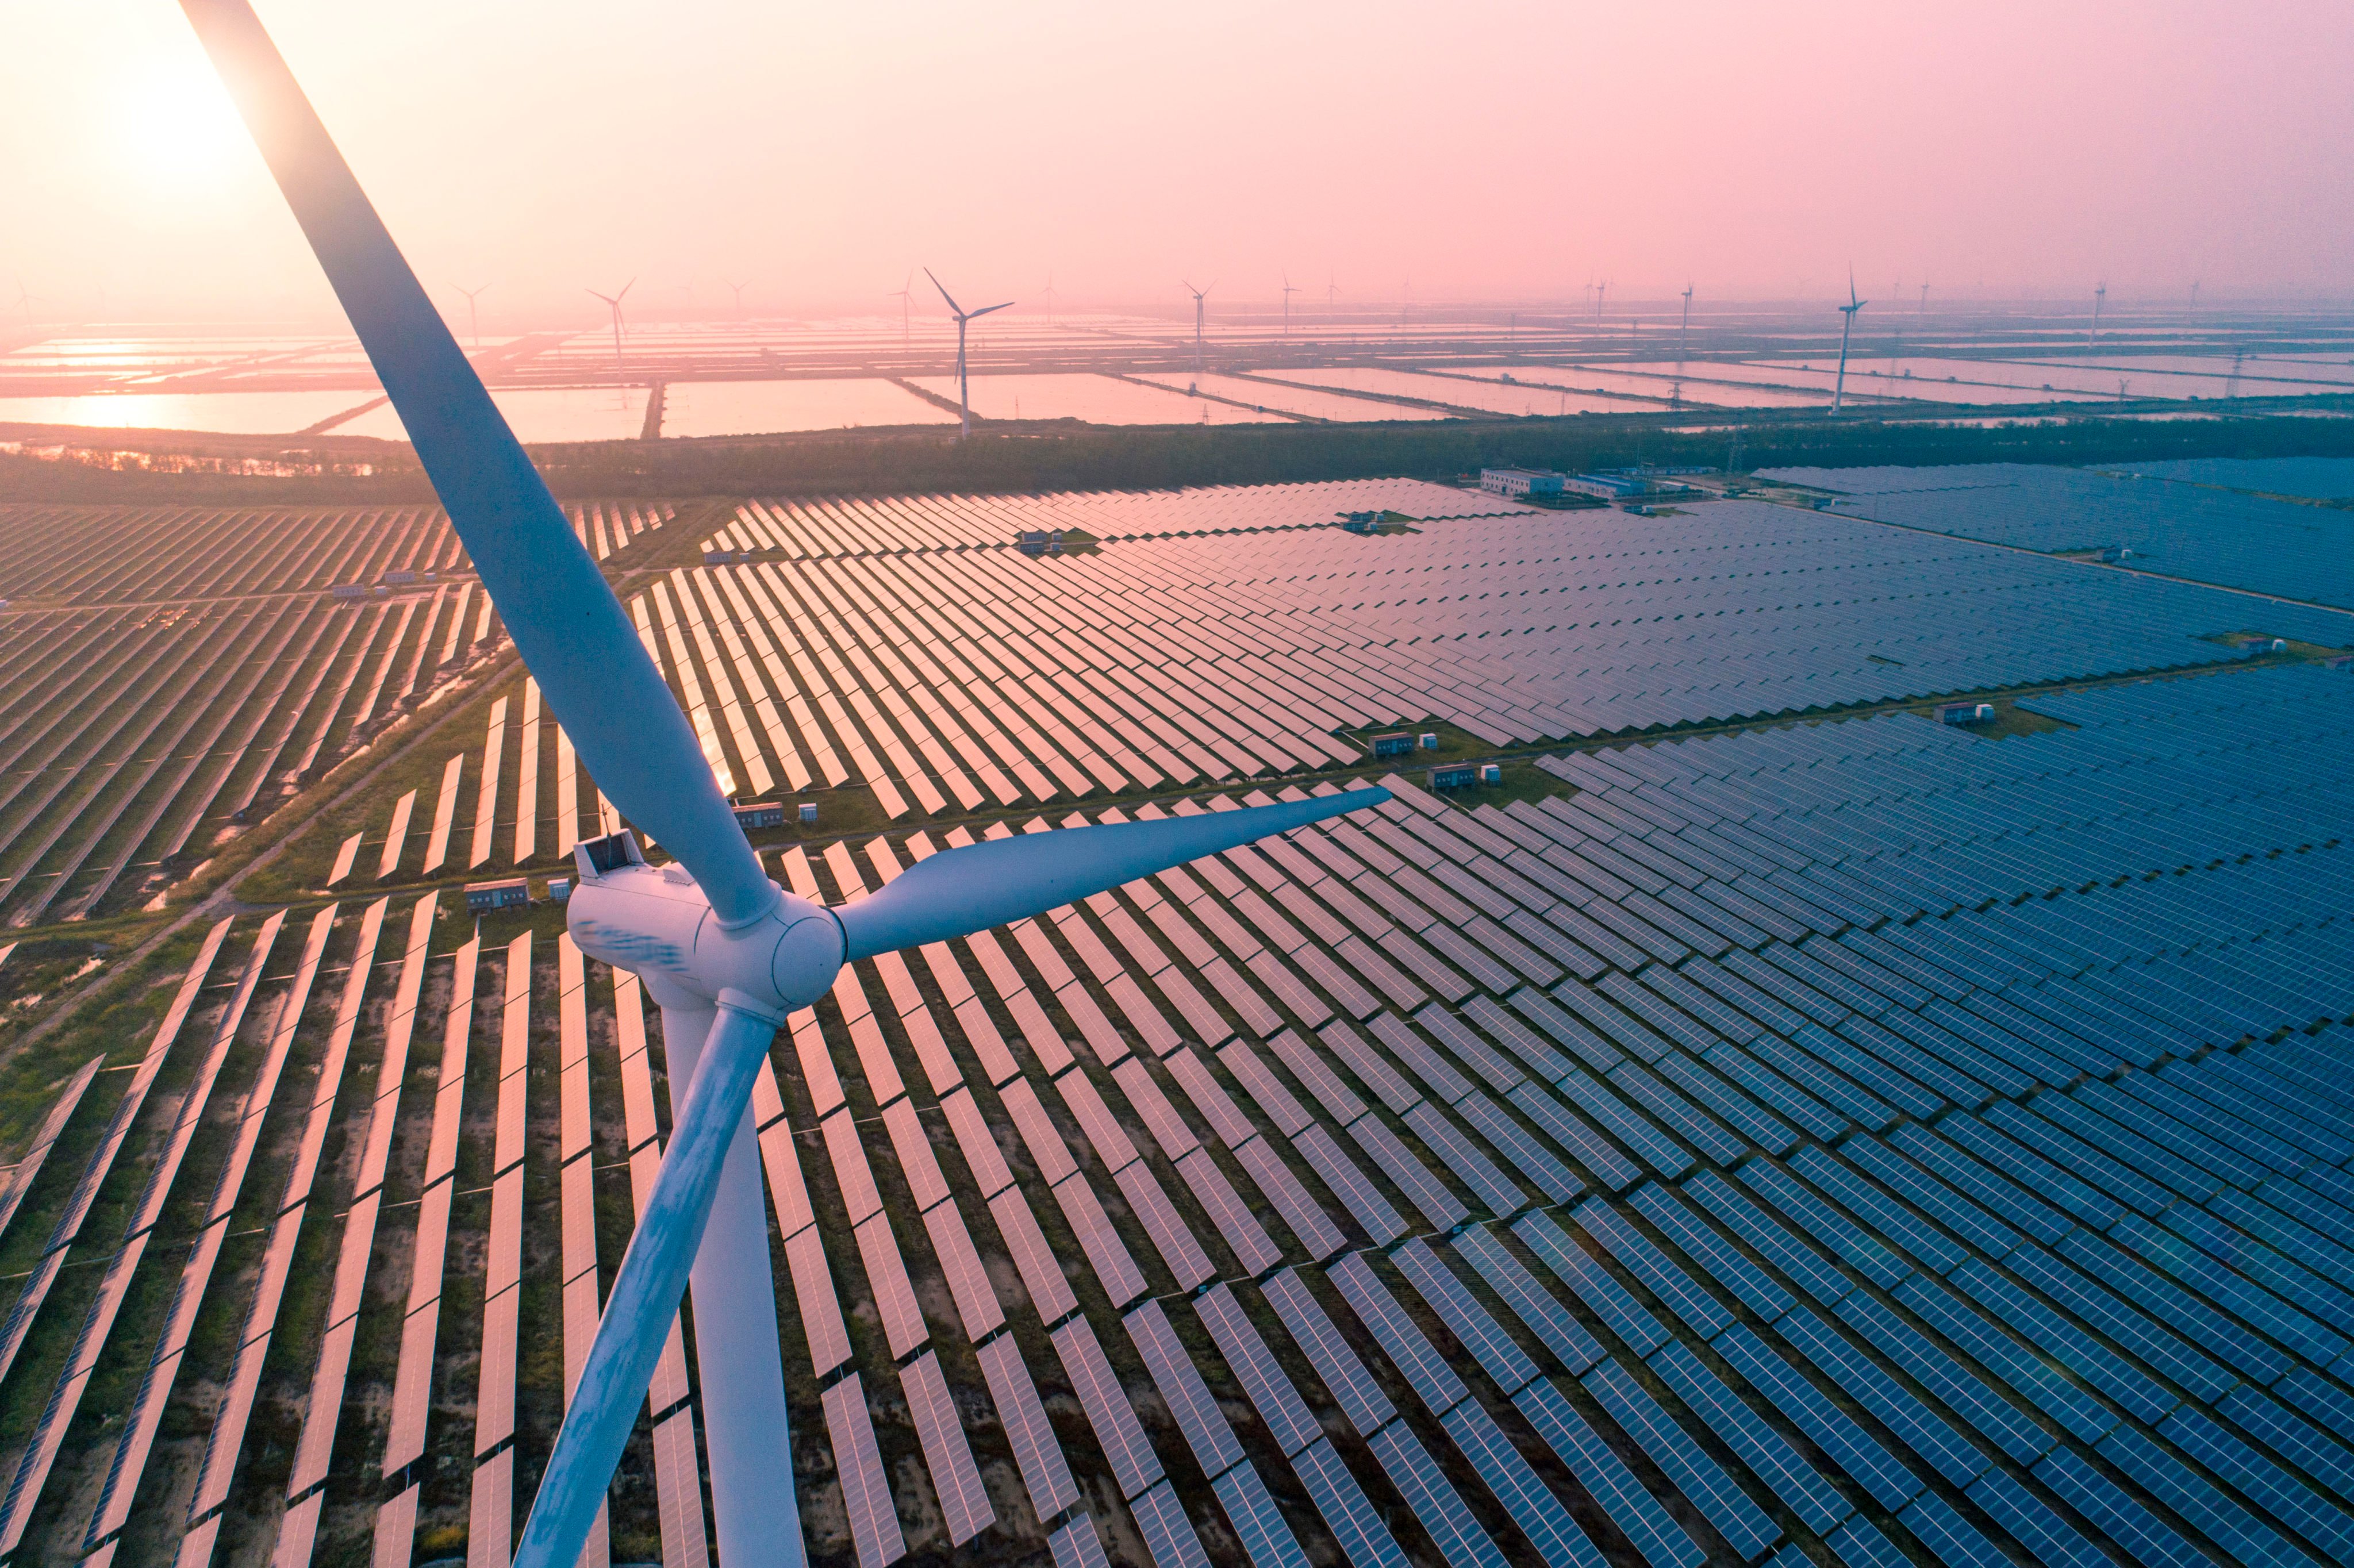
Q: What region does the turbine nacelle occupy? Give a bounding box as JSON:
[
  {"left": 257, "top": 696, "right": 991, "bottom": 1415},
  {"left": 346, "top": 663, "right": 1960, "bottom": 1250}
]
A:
[{"left": 566, "top": 833, "right": 842, "bottom": 1019}]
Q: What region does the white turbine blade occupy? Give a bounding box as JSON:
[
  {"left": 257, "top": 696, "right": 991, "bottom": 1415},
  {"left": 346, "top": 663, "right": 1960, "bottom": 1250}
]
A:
[
  {"left": 183, "top": 0, "right": 775, "bottom": 925},
  {"left": 925, "top": 266, "right": 962, "bottom": 316}
]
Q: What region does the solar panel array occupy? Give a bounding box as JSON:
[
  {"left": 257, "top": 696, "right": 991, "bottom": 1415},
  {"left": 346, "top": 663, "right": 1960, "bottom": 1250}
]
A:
[
  {"left": 0, "top": 501, "right": 666, "bottom": 602},
  {"left": 7, "top": 654, "right": 2354, "bottom": 1566},
  {"left": 2107, "top": 458, "right": 2354, "bottom": 502},
  {"left": 704, "top": 479, "right": 1535, "bottom": 558},
  {"left": 1757, "top": 464, "right": 2354, "bottom": 611},
  {"left": 14, "top": 453, "right": 2354, "bottom": 1568},
  {"left": 0, "top": 500, "right": 673, "bottom": 923}
]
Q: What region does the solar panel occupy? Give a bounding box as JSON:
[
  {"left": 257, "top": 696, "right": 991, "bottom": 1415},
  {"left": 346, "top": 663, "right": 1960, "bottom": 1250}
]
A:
[
  {"left": 1130, "top": 1479, "right": 1213, "bottom": 1568},
  {"left": 1050, "top": 1516, "right": 1111, "bottom": 1568},
  {"left": 822, "top": 1374, "right": 905, "bottom": 1568},
  {"left": 1896, "top": 1493, "right": 2007, "bottom": 1568},
  {"left": 1364, "top": 1422, "right": 1512, "bottom": 1568},
  {"left": 1626, "top": 1181, "right": 1794, "bottom": 1320},
  {"left": 1328, "top": 1252, "right": 1469, "bottom": 1416},
  {"left": 1645, "top": 1341, "right": 1852, "bottom": 1532},
  {"left": 1714, "top": 1324, "right": 1922, "bottom": 1508},
  {"left": 1291, "top": 1436, "right": 1410, "bottom": 1568},
  {"left": 2031, "top": 1447, "right": 2211, "bottom": 1568},
  {"left": 976, "top": 1332, "right": 1078, "bottom": 1518},
  {"left": 1514, "top": 1377, "right": 1704, "bottom": 1568},
  {"left": 903, "top": 1350, "right": 993, "bottom": 1545},
  {"left": 1511, "top": 1213, "right": 1669, "bottom": 1358},
  {"left": 1438, "top": 1398, "right": 1610, "bottom": 1568}
]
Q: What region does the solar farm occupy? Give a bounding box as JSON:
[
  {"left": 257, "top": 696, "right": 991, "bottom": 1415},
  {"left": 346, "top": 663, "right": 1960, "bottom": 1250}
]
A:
[
  {"left": 3, "top": 446, "right": 2354, "bottom": 1568},
  {"left": 1757, "top": 466, "right": 2354, "bottom": 612}
]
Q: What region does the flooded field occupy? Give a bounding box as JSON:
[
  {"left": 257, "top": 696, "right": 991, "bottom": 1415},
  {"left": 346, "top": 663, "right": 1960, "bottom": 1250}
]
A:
[
  {"left": 1128, "top": 372, "right": 1455, "bottom": 421},
  {"left": 0, "top": 389, "right": 381, "bottom": 433},
  {"left": 659, "top": 378, "right": 954, "bottom": 435},
  {"left": 333, "top": 386, "right": 650, "bottom": 443}
]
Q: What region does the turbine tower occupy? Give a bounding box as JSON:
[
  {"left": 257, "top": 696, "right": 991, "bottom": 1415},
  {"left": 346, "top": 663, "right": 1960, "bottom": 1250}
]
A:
[
  {"left": 889, "top": 268, "right": 913, "bottom": 346},
  {"left": 2091, "top": 280, "right": 2106, "bottom": 343},
  {"left": 1184, "top": 279, "right": 1212, "bottom": 374},
  {"left": 181, "top": 11, "right": 1389, "bottom": 1568},
  {"left": 1679, "top": 282, "right": 1694, "bottom": 357},
  {"left": 1326, "top": 272, "right": 1338, "bottom": 312},
  {"left": 1833, "top": 272, "right": 1868, "bottom": 414},
  {"left": 587, "top": 279, "right": 633, "bottom": 374},
  {"left": 1281, "top": 272, "right": 1299, "bottom": 336},
  {"left": 2190, "top": 279, "right": 2201, "bottom": 315},
  {"left": 1919, "top": 282, "right": 1929, "bottom": 316},
  {"left": 724, "top": 278, "right": 748, "bottom": 318},
  {"left": 1042, "top": 271, "right": 1059, "bottom": 327},
  {"left": 927, "top": 268, "right": 1011, "bottom": 439},
  {"left": 454, "top": 284, "right": 488, "bottom": 351}
]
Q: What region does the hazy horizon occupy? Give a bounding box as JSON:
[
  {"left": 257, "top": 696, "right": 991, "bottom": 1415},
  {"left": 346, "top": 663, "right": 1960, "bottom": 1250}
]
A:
[{"left": 7, "top": 1, "right": 2353, "bottom": 329}]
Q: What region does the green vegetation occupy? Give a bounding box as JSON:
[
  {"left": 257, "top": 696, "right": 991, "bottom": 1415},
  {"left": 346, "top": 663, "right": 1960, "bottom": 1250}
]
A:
[{"left": 6, "top": 403, "right": 2351, "bottom": 506}]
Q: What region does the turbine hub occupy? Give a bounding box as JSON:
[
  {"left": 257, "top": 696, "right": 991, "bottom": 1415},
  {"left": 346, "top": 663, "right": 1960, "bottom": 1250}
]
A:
[{"left": 567, "top": 836, "right": 842, "bottom": 1017}]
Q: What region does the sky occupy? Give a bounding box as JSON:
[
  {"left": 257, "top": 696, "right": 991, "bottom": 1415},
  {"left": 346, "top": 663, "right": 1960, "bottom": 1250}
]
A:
[{"left": 6, "top": 1, "right": 2353, "bottom": 329}]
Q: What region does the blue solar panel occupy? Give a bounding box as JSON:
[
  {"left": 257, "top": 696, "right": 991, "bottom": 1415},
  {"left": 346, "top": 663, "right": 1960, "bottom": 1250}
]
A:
[
  {"left": 1512, "top": 1213, "right": 1669, "bottom": 1358},
  {"left": 1514, "top": 1378, "right": 1704, "bottom": 1568},
  {"left": 1627, "top": 1181, "right": 1794, "bottom": 1321},
  {"left": 1773, "top": 1306, "right": 1990, "bottom": 1486},
  {"left": 1451, "top": 1226, "right": 1605, "bottom": 1374},
  {"left": 1439, "top": 1398, "right": 1609, "bottom": 1568},
  {"left": 1713, "top": 1324, "right": 1922, "bottom": 1508},
  {"left": 1646, "top": 1340, "right": 1851, "bottom": 1532},
  {"left": 1582, "top": 1356, "right": 1780, "bottom": 1563}
]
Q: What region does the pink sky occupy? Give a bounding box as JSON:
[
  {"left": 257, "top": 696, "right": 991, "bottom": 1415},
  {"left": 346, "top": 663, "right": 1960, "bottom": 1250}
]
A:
[{"left": 6, "top": 1, "right": 2351, "bottom": 326}]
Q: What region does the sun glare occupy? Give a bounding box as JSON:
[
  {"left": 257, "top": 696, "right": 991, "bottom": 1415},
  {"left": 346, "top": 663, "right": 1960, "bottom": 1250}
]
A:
[{"left": 109, "top": 59, "right": 248, "bottom": 194}]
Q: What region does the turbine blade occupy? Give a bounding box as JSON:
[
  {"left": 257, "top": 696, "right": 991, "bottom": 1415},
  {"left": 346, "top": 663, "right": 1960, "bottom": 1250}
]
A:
[
  {"left": 924, "top": 266, "right": 962, "bottom": 316},
  {"left": 836, "top": 787, "right": 1388, "bottom": 962},
  {"left": 512, "top": 1003, "right": 779, "bottom": 1568},
  {"left": 971, "top": 301, "right": 1015, "bottom": 318},
  {"left": 181, "top": 0, "right": 777, "bottom": 925}
]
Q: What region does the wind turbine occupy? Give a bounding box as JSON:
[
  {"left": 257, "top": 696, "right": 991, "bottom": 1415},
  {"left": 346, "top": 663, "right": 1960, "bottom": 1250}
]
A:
[
  {"left": 180, "top": 11, "right": 1388, "bottom": 1568},
  {"left": 1183, "top": 279, "right": 1212, "bottom": 374},
  {"left": 1678, "top": 282, "right": 1694, "bottom": 358},
  {"left": 2189, "top": 280, "right": 2201, "bottom": 315},
  {"left": 1281, "top": 272, "right": 1299, "bottom": 336},
  {"left": 2090, "top": 280, "right": 2106, "bottom": 343},
  {"left": 927, "top": 268, "right": 1011, "bottom": 438},
  {"left": 1919, "top": 282, "right": 1929, "bottom": 316},
  {"left": 724, "top": 278, "right": 748, "bottom": 318},
  {"left": 455, "top": 283, "right": 487, "bottom": 351},
  {"left": 1042, "top": 271, "right": 1059, "bottom": 327},
  {"left": 1325, "top": 272, "right": 1338, "bottom": 312},
  {"left": 889, "top": 268, "right": 913, "bottom": 346},
  {"left": 1833, "top": 272, "right": 1867, "bottom": 413},
  {"left": 587, "top": 279, "right": 633, "bottom": 374}
]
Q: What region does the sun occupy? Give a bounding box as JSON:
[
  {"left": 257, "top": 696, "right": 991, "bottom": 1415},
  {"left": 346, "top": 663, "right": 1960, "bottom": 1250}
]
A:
[{"left": 108, "top": 56, "right": 251, "bottom": 195}]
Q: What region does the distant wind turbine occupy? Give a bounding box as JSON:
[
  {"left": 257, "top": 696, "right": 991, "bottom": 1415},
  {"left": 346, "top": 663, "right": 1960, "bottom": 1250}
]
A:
[
  {"left": 1919, "top": 282, "right": 1929, "bottom": 316},
  {"left": 1281, "top": 272, "right": 1299, "bottom": 336},
  {"left": 586, "top": 279, "right": 634, "bottom": 374},
  {"left": 927, "top": 268, "right": 1011, "bottom": 438},
  {"left": 724, "top": 278, "right": 748, "bottom": 318},
  {"left": 455, "top": 284, "right": 489, "bottom": 351},
  {"left": 1183, "top": 279, "right": 1214, "bottom": 374},
  {"left": 1679, "top": 282, "right": 1694, "bottom": 357},
  {"left": 1594, "top": 280, "right": 1607, "bottom": 322},
  {"left": 2189, "top": 280, "right": 2201, "bottom": 315},
  {"left": 889, "top": 269, "right": 913, "bottom": 345},
  {"left": 1833, "top": 272, "right": 1868, "bottom": 413},
  {"left": 1042, "top": 272, "right": 1059, "bottom": 327},
  {"left": 2090, "top": 280, "right": 2106, "bottom": 343},
  {"left": 1325, "top": 273, "right": 1338, "bottom": 312}
]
